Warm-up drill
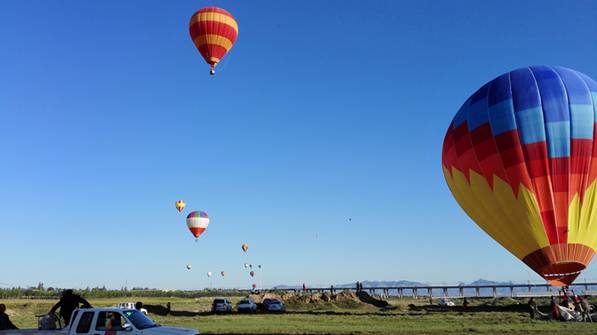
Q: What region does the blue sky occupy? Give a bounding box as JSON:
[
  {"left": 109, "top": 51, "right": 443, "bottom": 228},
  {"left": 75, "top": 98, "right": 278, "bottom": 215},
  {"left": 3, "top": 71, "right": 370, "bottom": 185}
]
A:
[{"left": 2, "top": 0, "right": 597, "bottom": 290}]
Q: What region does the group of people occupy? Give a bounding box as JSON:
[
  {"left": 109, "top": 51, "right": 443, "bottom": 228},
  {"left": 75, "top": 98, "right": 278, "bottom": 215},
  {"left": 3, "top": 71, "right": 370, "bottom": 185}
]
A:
[
  {"left": 528, "top": 288, "right": 594, "bottom": 322},
  {"left": 550, "top": 288, "right": 592, "bottom": 321}
]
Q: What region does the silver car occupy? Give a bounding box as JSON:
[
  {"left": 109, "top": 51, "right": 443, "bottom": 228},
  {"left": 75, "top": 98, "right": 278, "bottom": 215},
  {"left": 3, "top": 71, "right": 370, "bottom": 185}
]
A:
[
  {"left": 237, "top": 299, "right": 257, "bottom": 312},
  {"left": 266, "top": 299, "right": 285, "bottom": 312},
  {"left": 211, "top": 298, "right": 233, "bottom": 313}
]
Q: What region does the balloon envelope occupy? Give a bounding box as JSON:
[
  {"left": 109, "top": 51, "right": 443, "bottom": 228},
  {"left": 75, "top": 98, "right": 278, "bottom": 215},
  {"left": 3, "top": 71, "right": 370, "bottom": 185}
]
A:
[
  {"left": 186, "top": 211, "right": 210, "bottom": 239},
  {"left": 189, "top": 7, "right": 238, "bottom": 74},
  {"left": 220, "top": 271, "right": 225, "bottom": 277},
  {"left": 242, "top": 243, "right": 249, "bottom": 252},
  {"left": 186, "top": 264, "right": 192, "bottom": 270},
  {"left": 249, "top": 271, "right": 255, "bottom": 277},
  {"left": 442, "top": 66, "right": 597, "bottom": 286},
  {"left": 207, "top": 271, "right": 212, "bottom": 277},
  {"left": 175, "top": 200, "right": 186, "bottom": 212}
]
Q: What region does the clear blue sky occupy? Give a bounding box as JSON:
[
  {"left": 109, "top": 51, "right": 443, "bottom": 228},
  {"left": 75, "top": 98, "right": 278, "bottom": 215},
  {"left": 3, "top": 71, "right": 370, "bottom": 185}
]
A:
[{"left": 2, "top": 0, "right": 597, "bottom": 290}]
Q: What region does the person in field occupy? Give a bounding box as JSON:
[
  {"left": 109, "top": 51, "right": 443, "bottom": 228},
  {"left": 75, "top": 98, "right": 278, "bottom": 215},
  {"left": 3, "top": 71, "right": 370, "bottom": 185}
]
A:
[
  {"left": 49, "top": 289, "right": 92, "bottom": 326},
  {"left": 0, "top": 304, "right": 18, "bottom": 330}
]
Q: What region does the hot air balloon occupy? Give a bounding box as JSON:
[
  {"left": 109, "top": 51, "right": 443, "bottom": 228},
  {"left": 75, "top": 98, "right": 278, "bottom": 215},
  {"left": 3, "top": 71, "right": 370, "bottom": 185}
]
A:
[
  {"left": 207, "top": 271, "right": 212, "bottom": 278},
  {"left": 242, "top": 243, "right": 249, "bottom": 252},
  {"left": 442, "top": 66, "right": 597, "bottom": 286},
  {"left": 220, "top": 271, "right": 225, "bottom": 277},
  {"left": 189, "top": 7, "right": 238, "bottom": 75},
  {"left": 249, "top": 270, "right": 255, "bottom": 277},
  {"left": 258, "top": 265, "right": 262, "bottom": 269},
  {"left": 249, "top": 264, "right": 253, "bottom": 269},
  {"left": 186, "top": 211, "right": 210, "bottom": 240},
  {"left": 186, "top": 264, "right": 192, "bottom": 270},
  {"left": 244, "top": 263, "right": 249, "bottom": 269},
  {"left": 175, "top": 200, "right": 186, "bottom": 212}
]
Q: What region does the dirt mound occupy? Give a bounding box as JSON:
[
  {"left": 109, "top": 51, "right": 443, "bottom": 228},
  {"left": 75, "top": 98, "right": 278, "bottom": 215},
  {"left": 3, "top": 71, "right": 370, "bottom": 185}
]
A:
[
  {"left": 334, "top": 289, "right": 358, "bottom": 302},
  {"left": 248, "top": 293, "right": 283, "bottom": 303}
]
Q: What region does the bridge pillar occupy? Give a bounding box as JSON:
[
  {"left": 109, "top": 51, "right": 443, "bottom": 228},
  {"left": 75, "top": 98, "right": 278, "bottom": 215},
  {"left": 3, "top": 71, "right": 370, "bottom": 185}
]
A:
[
  {"left": 509, "top": 286, "right": 514, "bottom": 298},
  {"left": 475, "top": 287, "right": 480, "bottom": 297},
  {"left": 413, "top": 288, "right": 418, "bottom": 299},
  {"left": 528, "top": 285, "right": 532, "bottom": 292},
  {"left": 427, "top": 288, "right": 432, "bottom": 299},
  {"left": 459, "top": 287, "right": 464, "bottom": 297},
  {"left": 443, "top": 287, "right": 449, "bottom": 297},
  {"left": 398, "top": 288, "right": 403, "bottom": 298},
  {"left": 492, "top": 287, "right": 497, "bottom": 298}
]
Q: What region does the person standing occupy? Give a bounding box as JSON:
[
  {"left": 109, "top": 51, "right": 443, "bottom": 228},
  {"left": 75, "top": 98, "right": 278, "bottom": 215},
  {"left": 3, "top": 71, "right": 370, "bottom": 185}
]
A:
[
  {"left": 0, "top": 304, "right": 18, "bottom": 330},
  {"left": 582, "top": 295, "right": 592, "bottom": 322},
  {"left": 550, "top": 295, "right": 560, "bottom": 320},
  {"left": 527, "top": 298, "right": 536, "bottom": 319},
  {"left": 49, "top": 289, "right": 92, "bottom": 326}
]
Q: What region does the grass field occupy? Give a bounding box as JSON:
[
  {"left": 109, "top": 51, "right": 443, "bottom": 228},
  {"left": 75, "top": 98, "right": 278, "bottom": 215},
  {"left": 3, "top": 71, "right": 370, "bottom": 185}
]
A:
[{"left": 2, "top": 296, "right": 597, "bottom": 334}]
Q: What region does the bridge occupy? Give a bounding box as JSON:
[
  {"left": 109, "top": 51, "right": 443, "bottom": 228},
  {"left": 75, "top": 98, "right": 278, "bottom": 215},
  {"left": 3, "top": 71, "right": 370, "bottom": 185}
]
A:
[{"left": 261, "top": 282, "right": 597, "bottom": 299}]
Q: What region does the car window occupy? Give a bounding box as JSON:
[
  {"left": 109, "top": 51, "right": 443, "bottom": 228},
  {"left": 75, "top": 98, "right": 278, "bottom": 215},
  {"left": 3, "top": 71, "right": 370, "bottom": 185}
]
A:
[
  {"left": 95, "top": 312, "right": 125, "bottom": 331},
  {"left": 214, "top": 299, "right": 225, "bottom": 304},
  {"left": 122, "top": 310, "right": 156, "bottom": 330},
  {"left": 76, "top": 312, "right": 94, "bottom": 333}
]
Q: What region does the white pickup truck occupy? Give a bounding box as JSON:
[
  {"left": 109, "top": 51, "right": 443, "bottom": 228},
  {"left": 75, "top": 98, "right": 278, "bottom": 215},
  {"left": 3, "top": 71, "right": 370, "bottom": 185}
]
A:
[{"left": 0, "top": 308, "right": 198, "bottom": 335}]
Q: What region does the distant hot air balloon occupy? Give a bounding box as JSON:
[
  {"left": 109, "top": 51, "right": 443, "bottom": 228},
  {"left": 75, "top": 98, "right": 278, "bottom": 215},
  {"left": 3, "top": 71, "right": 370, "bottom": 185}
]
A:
[
  {"left": 207, "top": 271, "right": 212, "bottom": 278},
  {"left": 220, "top": 271, "right": 225, "bottom": 277},
  {"left": 252, "top": 283, "right": 256, "bottom": 289},
  {"left": 442, "top": 66, "right": 597, "bottom": 286},
  {"left": 258, "top": 265, "right": 262, "bottom": 269},
  {"left": 249, "top": 264, "right": 253, "bottom": 269},
  {"left": 189, "top": 7, "right": 238, "bottom": 75},
  {"left": 186, "top": 264, "right": 192, "bottom": 270},
  {"left": 249, "top": 271, "right": 255, "bottom": 277},
  {"left": 186, "top": 211, "right": 210, "bottom": 240},
  {"left": 175, "top": 200, "right": 186, "bottom": 212},
  {"left": 244, "top": 263, "right": 249, "bottom": 269},
  {"left": 242, "top": 243, "right": 249, "bottom": 252}
]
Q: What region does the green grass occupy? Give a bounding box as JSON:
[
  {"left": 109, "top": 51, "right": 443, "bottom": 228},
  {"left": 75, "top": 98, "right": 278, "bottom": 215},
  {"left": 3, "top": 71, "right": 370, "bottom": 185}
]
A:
[{"left": 3, "top": 297, "right": 596, "bottom": 334}]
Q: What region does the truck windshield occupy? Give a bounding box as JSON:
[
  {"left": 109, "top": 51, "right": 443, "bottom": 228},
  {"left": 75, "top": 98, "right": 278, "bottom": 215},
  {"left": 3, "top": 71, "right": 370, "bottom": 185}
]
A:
[{"left": 122, "top": 310, "right": 157, "bottom": 330}]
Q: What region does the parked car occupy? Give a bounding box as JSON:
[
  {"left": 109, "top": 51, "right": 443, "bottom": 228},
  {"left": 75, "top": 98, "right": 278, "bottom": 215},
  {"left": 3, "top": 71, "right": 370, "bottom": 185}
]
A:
[
  {"left": 266, "top": 299, "right": 285, "bottom": 312},
  {"left": 116, "top": 302, "right": 148, "bottom": 315},
  {"left": 211, "top": 298, "right": 233, "bottom": 313},
  {"left": 438, "top": 298, "right": 455, "bottom": 307},
  {"left": 237, "top": 299, "right": 257, "bottom": 313}
]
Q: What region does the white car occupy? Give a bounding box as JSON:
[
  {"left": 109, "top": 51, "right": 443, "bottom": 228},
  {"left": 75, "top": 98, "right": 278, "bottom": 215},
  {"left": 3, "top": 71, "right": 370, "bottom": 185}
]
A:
[
  {"left": 438, "top": 298, "right": 455, "bottom": 307},
  {"left": 211, "top": 298, "right": 232, "bottom": 313},
  {"left": 266, "top": 299, "right": 285, "bottom": 312},
  {"left": 237, "top": 299, "right": 257, "bottom": 312},
  {"left": 116, "top": 302, "right": 148, "bottom": 315}
]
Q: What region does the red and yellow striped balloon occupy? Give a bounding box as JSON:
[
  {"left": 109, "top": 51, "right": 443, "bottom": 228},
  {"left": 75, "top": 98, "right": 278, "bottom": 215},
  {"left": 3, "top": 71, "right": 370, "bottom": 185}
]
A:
[{"left": 189, "top": 7, "right": 238, "bottom": 75}]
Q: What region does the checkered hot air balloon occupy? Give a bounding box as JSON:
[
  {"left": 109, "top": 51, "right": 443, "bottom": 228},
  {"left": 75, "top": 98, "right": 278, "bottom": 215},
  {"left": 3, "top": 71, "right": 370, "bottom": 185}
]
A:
[
  {"left": 442, "top": 66, "right": 597, "bottom": 286},
  {"left": 186, "top": 211, "right": 210, "bottom": 241},
  {"left": 189, "top": 7, "right": 238, "bottom": 75}
]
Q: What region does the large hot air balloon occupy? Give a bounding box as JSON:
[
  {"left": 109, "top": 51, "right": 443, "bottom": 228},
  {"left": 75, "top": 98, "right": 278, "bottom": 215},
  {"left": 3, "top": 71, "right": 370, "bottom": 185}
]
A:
[
  {"left": 242, "top": 243, "right": 249, "bottom": 252},
  {"left": 249, "top": 270, "right": 255, "bottom": 277},
  {"left": 189, "top": 7, "right": 238, "bottom": 75},
  {"left": 175, "top": 200, "right": 186, "bottom": 212},
  {"left": 442, "top": 66, "right": 597, "bottom": 286},
  {"left": 186, "top": 211, "right": 210, "bottom": 240}
]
